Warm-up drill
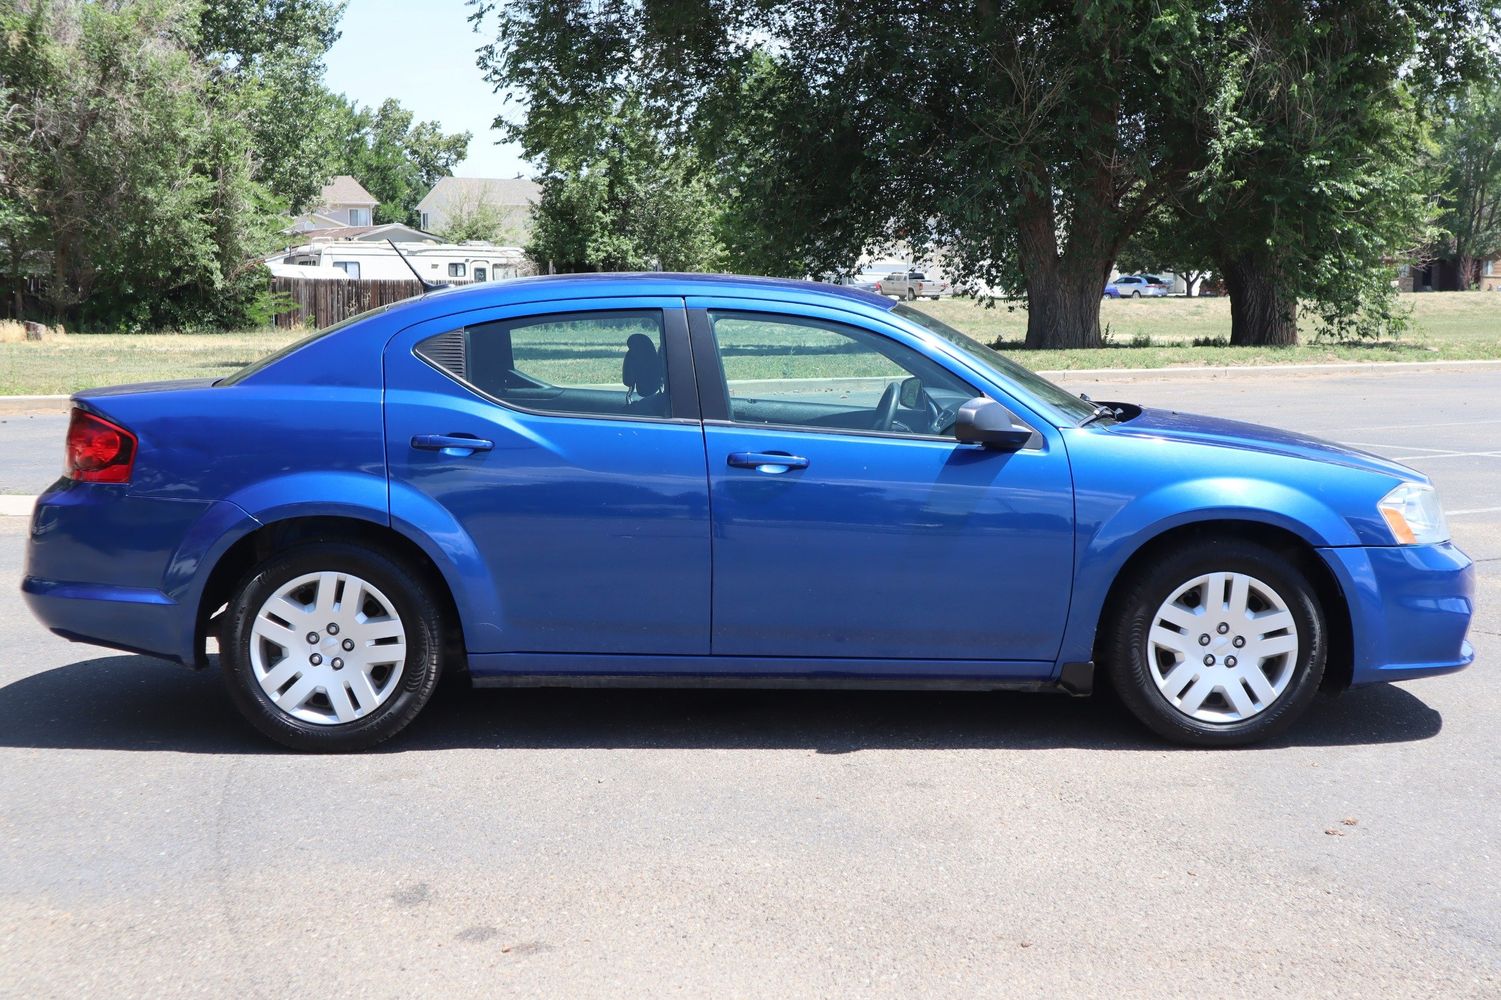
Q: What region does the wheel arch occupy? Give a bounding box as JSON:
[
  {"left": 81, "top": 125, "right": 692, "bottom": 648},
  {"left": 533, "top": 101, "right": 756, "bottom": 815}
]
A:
[
  {"left": 194, "top": 515, "right": 467, "bottom": 672},
  {"left": 1090, "top": 519, "right": 1354, "bottom": 691}
]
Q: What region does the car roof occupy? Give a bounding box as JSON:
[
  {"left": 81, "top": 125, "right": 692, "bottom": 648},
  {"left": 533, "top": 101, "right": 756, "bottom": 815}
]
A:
[{"left": 388, "top": 272, "right": 896, "bottom": 320}]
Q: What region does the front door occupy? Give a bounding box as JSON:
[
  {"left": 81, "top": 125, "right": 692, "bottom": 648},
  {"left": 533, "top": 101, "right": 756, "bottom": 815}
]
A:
[
  {"left": 384, "top": 298, "right": 710, "bottom": 655},
  {"left": 689, "top": 301, "right": 1074, "bottom": 666}
]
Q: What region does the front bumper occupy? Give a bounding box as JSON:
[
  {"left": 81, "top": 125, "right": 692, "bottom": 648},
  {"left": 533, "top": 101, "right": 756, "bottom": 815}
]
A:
[{"left": 1318, "top": 542, "right": 1475, "bottom": 685}]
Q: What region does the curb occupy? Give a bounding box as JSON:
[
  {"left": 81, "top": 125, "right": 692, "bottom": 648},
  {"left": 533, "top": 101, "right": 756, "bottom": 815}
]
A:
[{"left": 1038, "top": 358, "right": 1501, "bottom": 377}]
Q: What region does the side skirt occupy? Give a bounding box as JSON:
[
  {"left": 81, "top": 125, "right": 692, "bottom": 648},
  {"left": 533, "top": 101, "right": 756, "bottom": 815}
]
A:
[{"left": 466, "top": 653, "right": 1094, "bottom": 697}]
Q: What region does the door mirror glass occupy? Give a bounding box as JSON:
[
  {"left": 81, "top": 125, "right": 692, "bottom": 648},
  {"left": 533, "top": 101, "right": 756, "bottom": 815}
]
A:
[
  {"left": 954, "top": 398, "right": 1033, "bottom": 450},
  {"left": 898, "top": 376, "right": 924, "bottom": 410}
]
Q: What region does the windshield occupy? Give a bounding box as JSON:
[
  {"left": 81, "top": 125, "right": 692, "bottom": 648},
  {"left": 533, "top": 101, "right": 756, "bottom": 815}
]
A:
[
  {"left": 891, "top": 304, "right": 1098, "bottom": 423},
  {"left": 217, "top": 304, "right": 395, "bottom": 386}
]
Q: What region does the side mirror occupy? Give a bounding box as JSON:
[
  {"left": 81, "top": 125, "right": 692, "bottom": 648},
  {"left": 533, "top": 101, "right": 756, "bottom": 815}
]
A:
[
  {"left": 954, "top": 398, "right": 1033, "bottom": 450},
  {"left": 898, "top": 376, "right": 924, "bottom": 409}
]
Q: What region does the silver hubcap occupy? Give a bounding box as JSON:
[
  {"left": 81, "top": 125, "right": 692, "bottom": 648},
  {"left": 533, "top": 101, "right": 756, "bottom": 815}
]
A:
[
  {"left": 1146, "top": 571, "right": 1299, "bottom": 724},
  {"left": 248, "top": 571, "right": 407, "bottom": 726}
]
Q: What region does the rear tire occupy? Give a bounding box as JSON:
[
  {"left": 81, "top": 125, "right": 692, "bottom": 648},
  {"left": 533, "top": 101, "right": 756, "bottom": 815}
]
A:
[
  {"left": 1104, "top": 539, "right": 1326, "bottom": 747},
  {"left": 221, "top": 542, "right": 445, "bottom": 751}
]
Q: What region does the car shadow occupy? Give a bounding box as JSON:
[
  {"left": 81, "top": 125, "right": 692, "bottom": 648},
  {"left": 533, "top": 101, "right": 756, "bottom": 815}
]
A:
[{"left": 0, "top": 654, "right": 1444, "bottom": 755}]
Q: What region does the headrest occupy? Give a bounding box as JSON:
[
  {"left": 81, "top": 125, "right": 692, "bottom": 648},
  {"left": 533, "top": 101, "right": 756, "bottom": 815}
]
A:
[{"left": 622, "top": 333, "right": 663, "bottom": 396}]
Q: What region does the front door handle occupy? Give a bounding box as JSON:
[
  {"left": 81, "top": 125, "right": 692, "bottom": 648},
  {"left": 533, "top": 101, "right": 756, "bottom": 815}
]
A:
[
  {"left": 727, "top": 451, "right": 809, "bottom": 473},
  {"left": 412, "top": 433, "right": 494, "bottom": 456}
]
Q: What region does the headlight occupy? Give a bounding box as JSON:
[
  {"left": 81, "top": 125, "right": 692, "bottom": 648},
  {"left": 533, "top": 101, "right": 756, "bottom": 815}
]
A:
[{"left": 1378, "top": 482, "right": 1450, "bottom": 545}]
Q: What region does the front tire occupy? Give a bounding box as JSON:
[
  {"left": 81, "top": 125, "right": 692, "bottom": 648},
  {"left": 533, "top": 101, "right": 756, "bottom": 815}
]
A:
[
  {"left": 221, "top": 543, "right": 445, "bottom": 751},
  {"left": 1104, "top": 539, "right": 1326, "bottom": 747}
]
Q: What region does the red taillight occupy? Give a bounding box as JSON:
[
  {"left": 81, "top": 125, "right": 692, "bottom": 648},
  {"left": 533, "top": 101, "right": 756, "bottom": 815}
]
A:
[{"left": 65, "top": 408, "right": 137, "bottom": 484}]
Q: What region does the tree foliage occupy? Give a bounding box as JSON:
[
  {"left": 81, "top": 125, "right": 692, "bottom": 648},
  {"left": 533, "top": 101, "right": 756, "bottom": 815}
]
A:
[
  {"left": 0, "top": 0, "right": 285, "bottom": 329},
  {"left": 327, "top": 98, "right": 471, "bottom": 228},
  {"left": 473, "top": 1, "right": 1226, "bottom": 347},
  {"left": 474, "top": 0, "right": 1494, "bottom": 348},
  {"left": 0, "top": 0, "right": 474, "bottom": 328},
  {"left": 1432, "top": 76, "right": 1501, "bottom": 288},
  {"left": 523, "top": 96, "right": 723, "bottom": 272}
]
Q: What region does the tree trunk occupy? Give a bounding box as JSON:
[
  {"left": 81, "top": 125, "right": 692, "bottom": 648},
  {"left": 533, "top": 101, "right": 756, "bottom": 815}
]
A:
[
  {"left": 1024, "top": 267, "right": 1105, "bottom": 348},
  {"left": 1223, "top": 254, "right": 1297, "bottom": 346},
  {"left": 1455, "top": 255, "right": 1476, "bottom": 291}
]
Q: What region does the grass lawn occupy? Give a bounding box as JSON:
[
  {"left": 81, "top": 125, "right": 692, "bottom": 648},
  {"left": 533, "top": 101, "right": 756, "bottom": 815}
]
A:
[
  {"left": 913, "top": 291, "right": 1501, "bottom": 370},
  {"left": 1, "top": 292, "right": 1498, "bottom": 396}
]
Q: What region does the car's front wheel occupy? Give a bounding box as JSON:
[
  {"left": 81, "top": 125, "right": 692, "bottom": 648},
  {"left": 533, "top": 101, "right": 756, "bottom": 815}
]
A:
[
  {"left": 1104, "top": 539, "right": 1326, "bottom": 746},
  {"left": 221, "top": 542, "right": 445, "bottom": 751}
]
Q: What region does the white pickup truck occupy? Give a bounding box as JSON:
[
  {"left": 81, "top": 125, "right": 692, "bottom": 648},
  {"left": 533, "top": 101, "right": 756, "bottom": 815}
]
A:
[{"left": 876, "top": 270, "right": 950, "bottom": 300}]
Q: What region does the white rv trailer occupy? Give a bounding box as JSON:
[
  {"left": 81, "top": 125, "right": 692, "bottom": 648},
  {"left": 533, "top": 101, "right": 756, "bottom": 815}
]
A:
[{"left": 266, "top": 240, "right": 529, "bottom": 283}]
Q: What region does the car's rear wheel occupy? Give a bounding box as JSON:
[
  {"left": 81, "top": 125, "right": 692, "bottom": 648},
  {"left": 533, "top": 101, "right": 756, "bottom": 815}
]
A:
[
  {"left": 221, "top": 543, "right": 444, "bottom": 751},
  {"left": 1104, "top": 539, "right": 1326, "bottom": 746}
]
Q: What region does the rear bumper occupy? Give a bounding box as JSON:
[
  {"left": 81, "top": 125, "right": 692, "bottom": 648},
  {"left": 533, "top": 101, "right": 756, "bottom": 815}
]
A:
[
  {"left": 22, "top": 577, "right": 186, "bottom": 662},
  {"left": 1319, "top": 542, "right": 1475, "bottom": 685},
  {"left": 21, "top": 485, "right": 258, "bottom": 665}
]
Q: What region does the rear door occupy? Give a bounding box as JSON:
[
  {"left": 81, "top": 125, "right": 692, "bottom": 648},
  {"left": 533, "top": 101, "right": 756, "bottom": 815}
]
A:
[
  {"left": 384, "top": 297, "right": 711, "bottom": 655},
  {"left": 688, "top": 299, "right": 1075, "bottom": 667}
]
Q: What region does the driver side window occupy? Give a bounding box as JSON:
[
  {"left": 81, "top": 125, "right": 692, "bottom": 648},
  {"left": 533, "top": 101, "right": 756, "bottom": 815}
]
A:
[{"left": 708, "top": 310, "right": 977, "bottom": 437}]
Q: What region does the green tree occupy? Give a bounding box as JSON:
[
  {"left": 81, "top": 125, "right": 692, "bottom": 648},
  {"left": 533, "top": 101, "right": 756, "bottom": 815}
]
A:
[
  {"left": 0, "top": 0, "right": 283, "bottom": 329},
  {"left": 1178, "top": 3, "right": 1437, "bottom": 345},
  {"left": 474, "top": 1, "right": 1221, "bottom": 347},
  {"left": 1116, "top": 208, "right": 1215, "bottom": 297},
  {"left": 473, "top": 0, "right": 1494, "bottom": 348},
  {"left": 524, "top": 96, "right": 723, "bottom": 272},
  {"left": 1432, "top": 77, "right": 1501, "bottom": 289},
  {"left": 196, "top": 0, "right": 348, "bottom": 212}
]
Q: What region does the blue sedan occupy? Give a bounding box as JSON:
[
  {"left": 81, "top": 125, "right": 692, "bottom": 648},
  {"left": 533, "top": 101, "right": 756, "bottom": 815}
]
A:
[{"left": 22, "top": 275, "right": 1474, "bottom": 750}]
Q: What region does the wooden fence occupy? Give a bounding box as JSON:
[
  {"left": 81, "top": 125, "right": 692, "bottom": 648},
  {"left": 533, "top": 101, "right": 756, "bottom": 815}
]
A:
[{"left": 271, "top": 276, "right": 424, "bottom": 329}]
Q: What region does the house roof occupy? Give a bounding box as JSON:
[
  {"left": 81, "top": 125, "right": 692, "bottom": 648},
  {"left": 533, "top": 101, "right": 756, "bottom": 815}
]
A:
[
  {"left": 290, "top": 211, "right": 346, "bottom": 232},
  {"left": 301, "top": 223, "right": 434, "bottom": 243},
  {"left": 318, "top": 175, "right": 378, "bottom": 207},
  {"left": 417, "top": 176, "right": 542, "bottom": 212}
]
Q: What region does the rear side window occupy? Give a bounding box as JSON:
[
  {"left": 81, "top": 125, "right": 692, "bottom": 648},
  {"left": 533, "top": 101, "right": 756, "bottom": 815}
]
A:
[{"left": 416, "top": 310, "right": 671, "bottom": 418}]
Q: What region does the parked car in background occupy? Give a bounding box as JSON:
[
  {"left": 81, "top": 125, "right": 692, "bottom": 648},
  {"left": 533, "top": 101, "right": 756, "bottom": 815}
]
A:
[
  {"left": 1103, "top": 281, "right": 1122, "bottom": 299},
  {"left": 1112, "top": 274, "right": 1171, "bottom": 298},
  {"left": 835, "top": 271, "right": 887, "bottom": 293},
  {"left": 23, "top": 274, "right": 1473, "bottom": 752},
  {"left": 877, "top": 270, "right": 950, "bottom": 300}
]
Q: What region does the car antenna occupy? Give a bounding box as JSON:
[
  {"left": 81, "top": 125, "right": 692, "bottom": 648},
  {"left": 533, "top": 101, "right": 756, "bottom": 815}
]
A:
[{"left": 387, "top": 239, "right": 448, "bottom": 292}]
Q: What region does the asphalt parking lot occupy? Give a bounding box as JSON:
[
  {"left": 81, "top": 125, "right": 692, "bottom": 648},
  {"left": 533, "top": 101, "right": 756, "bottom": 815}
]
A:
[{"left": 1, "top": 364, "right": 1497, "bottom": 998}]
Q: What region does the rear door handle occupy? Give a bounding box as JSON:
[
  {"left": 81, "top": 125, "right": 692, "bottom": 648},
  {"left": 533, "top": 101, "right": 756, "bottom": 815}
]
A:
[
  {"left": 727, "top": 451, "right": 809, "bottom": 473},
  {"left": 412, "top": 433, "right": 494, "bottom": 455}
]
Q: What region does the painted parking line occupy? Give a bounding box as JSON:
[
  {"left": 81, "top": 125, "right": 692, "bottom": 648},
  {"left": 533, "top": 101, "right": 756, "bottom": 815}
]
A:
[
  {"left": 0, "top": 495, "right": 36, "bottom": 517},
  {"left": 1448, "top": 506, "right": 1501, "bottom": 517},
  {"left": 1387, "top": 451, "right": 1501, "bottom": 461},
  {"left": 1340, "top": 442, "right": 1470, "bottom": 454}
]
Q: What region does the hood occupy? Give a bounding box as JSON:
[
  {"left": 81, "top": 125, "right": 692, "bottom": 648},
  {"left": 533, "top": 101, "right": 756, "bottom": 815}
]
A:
[{"left": 1101, "top": 406, "right": 1422, "bottom": 482}]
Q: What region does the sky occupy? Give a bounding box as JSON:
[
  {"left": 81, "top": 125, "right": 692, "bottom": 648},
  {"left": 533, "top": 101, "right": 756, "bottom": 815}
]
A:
[{"left": 322, "top": 0, "right": 532, "bottom": 179}]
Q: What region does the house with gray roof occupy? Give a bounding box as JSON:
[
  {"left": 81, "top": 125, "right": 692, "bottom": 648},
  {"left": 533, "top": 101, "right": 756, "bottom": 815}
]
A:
[
  {"left": 307, "top": 175, "right": 380, "bottom": 228},
  {"left": 417, "top": 176, "right": 541, "bottom": 242}
]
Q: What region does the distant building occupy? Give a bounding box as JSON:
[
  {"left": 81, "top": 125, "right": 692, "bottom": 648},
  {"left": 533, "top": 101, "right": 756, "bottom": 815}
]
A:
[
  {"left": 417, "top": 177, "right": 541, "bottom": 242},
  {"left": 1398, "top": 253, "right": 1501, "bottom": 292},
  {"left": 285, "top": 175, "right": 432, "bottom": 243},
  {"left": 299, "top": 175, "right": 380, "bottom": 229}
]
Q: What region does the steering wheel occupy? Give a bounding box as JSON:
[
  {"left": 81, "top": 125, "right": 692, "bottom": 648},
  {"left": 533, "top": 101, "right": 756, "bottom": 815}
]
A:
[
  {"left": 925, "top": 394, "right": 958, "bottom": 436},
  {"left": 874, "top": 381, "right": 901, "bottom": 431}
]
